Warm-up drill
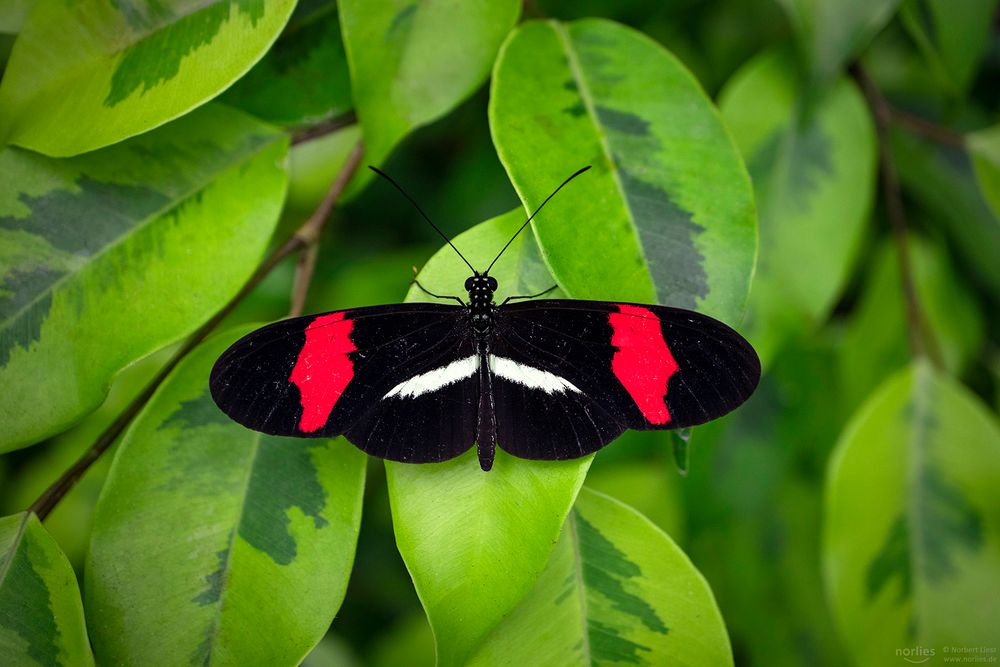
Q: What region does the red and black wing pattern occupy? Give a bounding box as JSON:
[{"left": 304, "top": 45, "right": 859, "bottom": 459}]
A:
[
  {"left": 210, "top": 304, "right": 479, "bottom": 463},
  {"left": 489, "top": 299, "right": 760, "bottom": 461}
]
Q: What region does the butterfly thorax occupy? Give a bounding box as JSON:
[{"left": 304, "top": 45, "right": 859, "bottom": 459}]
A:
[{"left": 465, "top": 273, "right": 498, "bottom": 336}]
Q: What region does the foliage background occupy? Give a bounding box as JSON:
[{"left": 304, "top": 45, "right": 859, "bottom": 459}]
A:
[{"left": 1, "top": 0, "right": 999, "bottom": 665}]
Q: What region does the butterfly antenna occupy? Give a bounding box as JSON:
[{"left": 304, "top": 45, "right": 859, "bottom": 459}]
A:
[
  {"left": 486, "top": 165, "right": 591, "bottom": 274},
  {"left": 369, "top": 165, "right": 476, "bottom": 274}
]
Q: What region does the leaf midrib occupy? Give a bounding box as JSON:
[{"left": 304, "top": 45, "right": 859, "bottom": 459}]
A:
[
  {"left": 906, "top": 362, "right": 932, "bottom": 644},
  {"left": 201, "top": 430, "right": 263, "bottom": 667},
  {"left": 567, "top": 511, "right": 594, "bottom": 664},
  {"left": 0, "top": 132, "right": 280, "bottom": 340},
  {"left": 550, "top": 21, "right": 653, "bottom": 294}
]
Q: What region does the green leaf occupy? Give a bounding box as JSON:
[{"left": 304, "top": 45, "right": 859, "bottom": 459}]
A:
[
  {"left": 720, "top": 49, "right": 876, "bottom": 364},
  {"left": 899, "top": 0, "right": 997, "bottom": 95},
  {"left": 0, "top": 0, "right": 296, "bottom": 156},
  {"left": 468, "top": 488, "right": 733, "bottom": 666},
  {"left": 968, "top": 124, "right": 1000, "bottom": 221},
  {"left": 0, "top": 512, "right": 94, "bottom": 667},
  {"left": 339, "top": 0, "right": 520, "bottom": 192},
  {"left": 892, "top": 129, "right": 1000, "bottom": 301},
  {"left": 222, "top": 2, "right": 352, "bottom": 127},
  {"left": 824, "top": 361, "right": 1000, "bottom": 662},
  {"left": 0, "top": 105, "right": 287, "bottom": 453},
  {"left": 385, "top": 209, "right": 587, "bottom": 667},
  {"left": 776, "top": 0, "right": 902, "bottom": 82},
  {"left": 490, "top": 19, "right": 756, "bottom": 325},
  {"left": 86, "top": 326, "right": 367, "bottom": 666},
  {"left": 838, "top": 236, "right": 984, "bottom": 414},
  {"left": 0, "top": 0, "right": 27, "bottom": 33}
]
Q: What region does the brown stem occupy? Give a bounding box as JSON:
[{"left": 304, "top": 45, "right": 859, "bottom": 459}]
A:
[
  {"left": 850, "top": 64, "right": 944, "bottom": 368},
  {"left": 290, "top": 243, "right": 319, "bottom": 317},
  {"left": 888, "top": 107, "right": 965, "bottom": 148},
  {"left": 291, "top": 111, "right": 358, "bottom": 146},
  {"left": 28, "top": 141, "right": 365, "bottom": 521}
]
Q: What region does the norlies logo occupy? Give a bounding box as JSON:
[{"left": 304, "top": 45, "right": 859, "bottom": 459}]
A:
[{"left": 897, "top": 646, "right": 936, "bottom": 664}]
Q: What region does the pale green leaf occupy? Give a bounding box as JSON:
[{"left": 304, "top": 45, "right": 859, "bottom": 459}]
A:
[
  {"left": 824, "top": 362, "right": 1000, "bottom": 663},
  {"left": 720, "top": 49, "right": 876, "bottom": 364},
  {"left": 0, "top": 512, "right": 94, "bottom": 667},
  {"left": 0, "top": 0, "right": 296, "bottom": 156},
  {"left": 86, "top": 326, "right": 367, "bottom": 666},
  {"left": 490, "top": 19, "right": 756, "bottom": 326},
  {"left": 0, "top": 105, "right": 288, "bottom": 453},
  {"left": 469, "top": 488, "right": 733, "bottom": 666}
]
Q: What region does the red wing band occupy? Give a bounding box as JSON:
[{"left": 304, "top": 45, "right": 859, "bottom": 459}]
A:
[
  {"left": 289, "top": 312, "right": 357, "bottom": 433},
  {"left": 609, "top": 304, "right": 678, "bottom": 424}
]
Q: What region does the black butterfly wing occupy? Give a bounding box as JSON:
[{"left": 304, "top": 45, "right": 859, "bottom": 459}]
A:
[
  {"left": 210, "top": 304, "right": 479, "bottom": 463},
  {"left": 490, "top": 299, "right": 760, "bottom": 460}
]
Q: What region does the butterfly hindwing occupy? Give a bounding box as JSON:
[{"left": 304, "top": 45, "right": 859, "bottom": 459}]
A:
[
  {"left": 489, "top": 299, "right": 760, "bottom": 460},
  {"left": 210, "top": 303, "right": 478, "bottom": 462}
]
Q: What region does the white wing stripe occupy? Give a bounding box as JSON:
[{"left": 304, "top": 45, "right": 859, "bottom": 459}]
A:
[
  {"left": 489, "top": 355, "right": 582, "bottom": 394},
  {"left": 384, "top": 355, "right": 479, "bottom": 399}
]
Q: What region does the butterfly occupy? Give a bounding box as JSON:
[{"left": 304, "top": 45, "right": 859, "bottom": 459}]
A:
[{"left": 210, "top": 166, "right": 760, "bottom": 471}]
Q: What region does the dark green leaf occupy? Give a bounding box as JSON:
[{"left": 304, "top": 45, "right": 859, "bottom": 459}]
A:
[
  {"left": 339, "top": 0, "right": 520, "bottom": 194},
  {"left": 776, "top": 0, "right": 902, "bottom": 82},
  {"left": 222, "top": 2, "right": 352, "bottom": 127}
]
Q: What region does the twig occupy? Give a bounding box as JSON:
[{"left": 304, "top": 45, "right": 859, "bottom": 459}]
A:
[
  {"left": 888, "top": 106, "right": 965, "bottom": 148},
  {"left": 28, "top": 141, "right": 365, "bottom": 521},
  {"left": 291, "top": 111, "right": 358, "bottom": 146},
  {"left": 290, "top": 243, "right": 320, "bottom": 317},
  {"left": 850, "top": 64, "right": 944, "bottom": 368}
]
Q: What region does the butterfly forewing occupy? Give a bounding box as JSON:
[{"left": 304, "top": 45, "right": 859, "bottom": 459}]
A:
[
  {"left": 210, "top": 303, "right": 476, "bottom": 461},
  {"left": 489, "top": 300, "right": 760, "bottom": 459}
]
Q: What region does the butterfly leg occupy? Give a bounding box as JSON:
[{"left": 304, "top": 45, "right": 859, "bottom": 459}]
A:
[
  {"left": 500, "top": 284, "right": 558, "bottom": 306},
  {"left": 412, "top": 277, "right": 466, "bottom": 306},
  {"left": 476, "top": 343, "right": 497, "bottom": 471}
]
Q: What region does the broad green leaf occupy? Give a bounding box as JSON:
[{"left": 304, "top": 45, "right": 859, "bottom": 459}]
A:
[
  {"left": 968, "top": 124, "right": 1000, "bottom": 221},
  {"left": 469, "top": 488, "right": 733, "bottom": 667},
  {"left": 720, "top": 49, "right": 876, "bottom": 364},
  {"left": 86, "top": 326, "right": 367, "bottom": 666},
  {"left": 386, "top": 209, "right": 586, "bottom": 667},
  {"left": 0, "top": 0, "right": 296, "bottom": 156},
  {"left": 0, "top": 105, "right": 287, "bottom": 453},
  {"left": 223, "top": 2, "right": 352, "bottom": 127},
  {"left": 0, "top": 512, "right": 93, "bottom": 666},
  {"left": 490, "top": 19, "right": 756, "bottom": 326},
  {"left": 900, "top": 0, "right": 997, "bottom": 95},
  {"left": 838, "top": 236, "right": 983, "bottom": 414},
  {"left": 824, "top": 362, "right": 1000, "bottom": 663},
  {"left": 339, "top": 0, "right": 520, "bottom": 193},
  {"left": 892, "top": 128, "right": 1000, "bottom": 301},
  {"left": 776, "top": 0, "right": 902, "bottom": 82}
]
